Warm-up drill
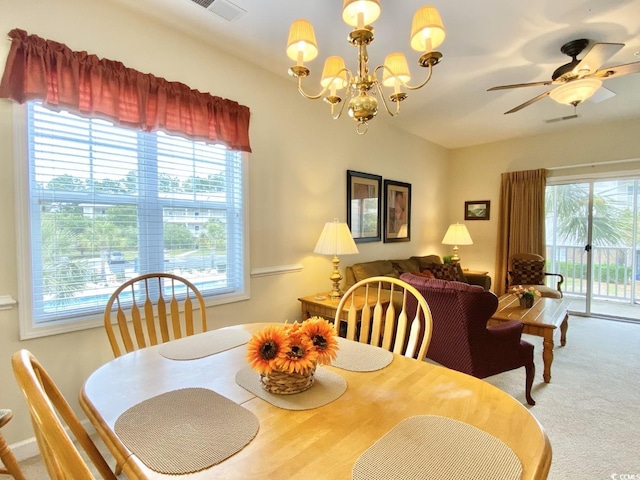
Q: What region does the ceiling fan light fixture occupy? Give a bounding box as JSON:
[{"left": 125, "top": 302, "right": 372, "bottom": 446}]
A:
[{"left": 549, "top": 78, "right": 602, "bottom": 106}]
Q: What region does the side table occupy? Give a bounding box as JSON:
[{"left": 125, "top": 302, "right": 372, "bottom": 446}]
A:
[{"left": 298, "top": 292, "right": 392, "bottom": 335}]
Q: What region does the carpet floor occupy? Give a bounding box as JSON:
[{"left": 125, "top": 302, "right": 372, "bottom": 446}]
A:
[
  {"left": 12, "top": 316, "right": 640, "bottom": 479},
  {"left": 484, "top": 315, "right": 640, "bottom": 480}
]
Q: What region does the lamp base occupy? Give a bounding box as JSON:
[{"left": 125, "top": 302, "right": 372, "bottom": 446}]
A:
[
  {"left": 450, "top": 246, "right": 460, "bottom": 263},
  {"left": 327, "top": 255, "right": 344, "bottom": 299}
]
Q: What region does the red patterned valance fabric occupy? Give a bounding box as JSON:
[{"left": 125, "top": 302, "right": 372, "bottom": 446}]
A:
[{"left": 0, "top": 29, "right": 252, "bottom": 152}]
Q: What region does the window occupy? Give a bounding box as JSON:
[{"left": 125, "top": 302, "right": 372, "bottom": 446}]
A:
[{"left": 16, "top": 102, "right": 248, "bottom": 338}]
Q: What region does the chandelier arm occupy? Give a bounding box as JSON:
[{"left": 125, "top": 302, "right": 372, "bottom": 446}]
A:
[
  {"left": 404, "top": 62, "right": 435, "bottom": 91},
  {"left": 294, "top": 68, "right": 353, "bottom": 100},
  {"left": 331, "top": 87, "right": 352, "bottom": 120},
  {"left": 374, "top": 81, "right": 401, "bottom": 117}
]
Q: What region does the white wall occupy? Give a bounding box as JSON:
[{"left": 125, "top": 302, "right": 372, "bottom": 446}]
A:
[{"left": 0, "top": 0, "right": 449, "bottom": 447}]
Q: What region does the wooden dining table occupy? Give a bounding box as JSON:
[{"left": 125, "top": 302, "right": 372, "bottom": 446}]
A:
[{"left": 80, "top": 323, "right": 552, "bottom": 479}]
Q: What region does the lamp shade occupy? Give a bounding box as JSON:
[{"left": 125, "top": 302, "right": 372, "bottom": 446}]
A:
[
  {"left": 382, "top": 52, "right": 411, "bottom": 87},
  {"left": 321, "top": 56, "right": 348, "bottom": 89},
  {"left": 342, "top": 0, "right": 381, "bottom": 28},
  {"left": 286, "top": 19, "right": 319, "bottom": 63},
  {"left": 549, "top": 78, "right": 602, "bottom": 105},
  {"left": 410, "top": 6, "right": 446, "bottom": 52},
  {"left": 441, "top": 223, "right": 473, "bottom": 245},
  {"left": 314, "top": 219, "right": 360, "bottom": 255}
]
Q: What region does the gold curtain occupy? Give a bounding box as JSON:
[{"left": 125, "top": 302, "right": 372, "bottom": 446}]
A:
[{"left": 495, "top": 169, "right": 547, "bottom": 295}]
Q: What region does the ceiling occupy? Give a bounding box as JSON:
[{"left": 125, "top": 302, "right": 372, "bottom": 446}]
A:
[{"left": 111, "top": 0, "right": 640, "bottom": 149}]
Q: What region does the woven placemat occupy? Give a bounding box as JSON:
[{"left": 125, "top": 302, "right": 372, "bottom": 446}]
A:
[
  {"left": 235, "top": 366, "right": 346, "bottom": 410},
  {"left": 114, "top": 387, "right": 259, "bottom": 475},
  {"left": 331, "top": 337, "right": 394, "bottom": 372},
  {"left": 352, "top": 415, "right": 522, "bottom": 480},
  {"left": 158, "top": 329, "right": 251, "bottom": 360}
]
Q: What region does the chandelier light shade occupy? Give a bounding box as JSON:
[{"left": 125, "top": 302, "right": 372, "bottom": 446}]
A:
[
  {"left": 321, "top": 56, "right": 348, "bottom": 89},
  {"left": 410, "top": 6, "right": 446, "bottom": 52},
  {"left": 314, "top": 219, "right": 359, "bottom": 299},
  {"left": 441, "top": 223, "right": 473, "bottom": 263},
  {"left": 549, "top": 78, "right": 602, "bottom": 106},
  {"left": 286, "top": 19, "right": 318, "bottom": 65},
  {"left": 382, "top": 53, "right": 411, "bottom": 87},
  {"left": 286, "top": 1, "right": 446, "bottom": 134},
  {"left": 342, "top": 0, "right": 381, "bottom": 28}
]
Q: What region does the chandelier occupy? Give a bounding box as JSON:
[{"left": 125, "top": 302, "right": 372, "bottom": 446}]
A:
[{"left": 286, "top": 0, "right": 446, "bottom": 134}]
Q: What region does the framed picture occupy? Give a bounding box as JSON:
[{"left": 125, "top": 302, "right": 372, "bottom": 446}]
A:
[
  {"left": 465, "top": 200, "right": 490, "bottom": 220},
  {"left": 347, "top": 170, "right": 382, "bottom": 243},
  {"left": 383, "top": 179, "right": 411, "bottom": 243}
]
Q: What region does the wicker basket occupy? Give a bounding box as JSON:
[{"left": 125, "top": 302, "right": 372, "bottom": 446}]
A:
[{"left": 260, "top": 366, "right": 316, "bottom": 395}]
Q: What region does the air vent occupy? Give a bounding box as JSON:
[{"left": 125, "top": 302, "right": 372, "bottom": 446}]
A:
[
  {"left": 189, "top": 0, "right": 247, "bottom": 22},
  {"left": 191, "top": 0, "right": 214, "bottom": 7}
]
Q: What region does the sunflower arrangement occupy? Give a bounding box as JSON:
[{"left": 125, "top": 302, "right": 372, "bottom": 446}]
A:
[{"left": 246, "top": 317, "right": 339, "bottom": 376}]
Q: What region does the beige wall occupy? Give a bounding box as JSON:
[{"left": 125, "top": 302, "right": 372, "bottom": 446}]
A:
[
  {"left": 448, "top": 119, "right": 640, "bottom": 284},
  {"left": 0, "top": 0, "right": 450, "bottom": 447}
]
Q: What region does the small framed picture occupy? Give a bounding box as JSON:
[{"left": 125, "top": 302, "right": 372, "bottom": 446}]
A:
[
  {"left": 383, "top": 180, "right": 411, "bottom": 243},
  {"left": 465, "top": 200, "right": 490, "bottom": 220},
  {"left": 347, "top": 170, "right": 382, "bottom": 243}
]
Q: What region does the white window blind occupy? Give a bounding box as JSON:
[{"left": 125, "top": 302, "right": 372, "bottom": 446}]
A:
[{"left": 21, "top": 102, "right": 246, "bottom": 331}]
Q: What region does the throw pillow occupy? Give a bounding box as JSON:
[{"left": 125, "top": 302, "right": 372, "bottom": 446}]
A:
[
  {"left": 423, "top": 263, "right": 458, "bottom": 282},
  {"left": 412, "top": 270, "right": 435, "bottom": 279},
  {"left": 511, "top": 259, "right": 545, "bottom": 285}
]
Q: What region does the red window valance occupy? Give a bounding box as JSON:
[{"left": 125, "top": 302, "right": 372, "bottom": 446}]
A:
[{"left": 0, "top": 29, "right": 252, "bottom": 152}]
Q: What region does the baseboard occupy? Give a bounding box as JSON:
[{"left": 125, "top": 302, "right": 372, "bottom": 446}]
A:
[{"left": 9, "top": 418, "right": 97, "bottom": 462}]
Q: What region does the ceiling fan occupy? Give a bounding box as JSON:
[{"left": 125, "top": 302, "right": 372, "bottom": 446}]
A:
[{"left": 488, "top": 38, "right": 640, "bottom": 114}]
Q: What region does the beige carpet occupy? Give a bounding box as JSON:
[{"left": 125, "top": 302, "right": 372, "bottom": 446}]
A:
[
  {"left": 483, "top": 316, "right": 640, "bottom": 480},
  {"left": 14, "top": 316, "right": 640, "bottom": 479}
]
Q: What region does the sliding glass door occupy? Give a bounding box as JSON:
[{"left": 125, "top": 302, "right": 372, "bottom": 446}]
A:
[{"left": 546, "top": 178, "right": 640, "bottom": 321}]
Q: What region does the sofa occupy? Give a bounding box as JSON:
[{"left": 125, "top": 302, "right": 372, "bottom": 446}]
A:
[
  {"left": 344, "top": 254, "right": 491, "bottom": 291},
  {"left": 400, "top": 273, "right": 535, "bottom": 405}
]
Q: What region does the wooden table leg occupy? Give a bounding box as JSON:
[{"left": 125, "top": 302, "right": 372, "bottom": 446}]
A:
[
  {"left": 560, "top": 314, "right": 568, "bottom": 346},
  {"left": 542, "top": 331, "right": 554, "bottom": 383}
]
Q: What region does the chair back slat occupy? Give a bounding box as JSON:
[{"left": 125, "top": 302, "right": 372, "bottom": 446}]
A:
[
  {"left": 392, "top": 290, "right": 409, "bottom": 354},
  {"left": 155, "top": 281, "right": 170, "bottom": 343},
  {"left": 12, "top": 350, "right": 117, "bottom": 479},
  {"left": 345, "top": 294, "right": 358, "bottom": 340},
  {"left": 358, "top": 285, "right": 371, "bottom": 342},
  {"left": 170, "top": 280, "right": 182, "bottom": 339},
  {"left": 104, "top": 273, "right": 207, "bottom": 357},
  {"left": 336, "top": 276, "right": 432, "bottom": 359}
]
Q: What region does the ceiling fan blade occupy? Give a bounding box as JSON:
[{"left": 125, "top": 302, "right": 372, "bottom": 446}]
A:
[
  {"left": 504, "top": 90, "right": 552, "bottom": 114},
  {"left": 590, "top": 86, "right": 616, "bottom": 103},
  {"left": 488, "top": 81, "right": 552, "bottom": 91},
  {"left": 573, "top": 42, "right": 624, "bottom": 76},
  {"left": 595, "top": 61, "right": 640, "bottom": 80}
]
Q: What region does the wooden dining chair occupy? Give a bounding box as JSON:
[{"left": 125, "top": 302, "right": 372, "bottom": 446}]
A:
[
  {"left": 335, "top": 276, "right": 433, "bottom": 360},
  {"left": 0, "top": 409, "right": 26, "bottom": 480},
  {"left": 104, "top": 273, "right": 207, "bottom": 357},
  {"left": 11, "top": 349, "right": 117, "bottom": 480}
]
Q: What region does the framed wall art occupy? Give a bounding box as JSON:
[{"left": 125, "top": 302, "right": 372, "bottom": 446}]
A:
[
  {"left": 347, "top": 170, "right": 382, "bottom": 243},
  {"left": 464, "top": 200, "right": 490, "bottom": 220},
  {"left": 383, "top": 179, "right": 411, "bottom": 243}
]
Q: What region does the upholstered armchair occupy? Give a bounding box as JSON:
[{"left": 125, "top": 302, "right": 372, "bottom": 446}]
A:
[
  {"left": 507, "top": 252, "right": 564, "bottom": 298},
  {"left": 400, "top": 273, "right": 535, "bottom": 405}
]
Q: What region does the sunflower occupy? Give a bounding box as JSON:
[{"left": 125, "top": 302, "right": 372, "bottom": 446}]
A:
[
  {"left": 276, "top": 330, "right": 319, "bottom": 375},
  {"left": 246, "top": 325, "right": 289, "bottom": 374},
  {"left": 301, "top": 317, "right": 339, "bottom": 365}
]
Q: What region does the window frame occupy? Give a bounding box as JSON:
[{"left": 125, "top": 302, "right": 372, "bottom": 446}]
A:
[{"left": 13, "top": 103, "right": 250, "bottom": 340}]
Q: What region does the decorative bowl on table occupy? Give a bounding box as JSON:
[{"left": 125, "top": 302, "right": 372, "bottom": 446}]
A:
[{"left": 246, "top": 317, "right": 339, "bottom": 395}]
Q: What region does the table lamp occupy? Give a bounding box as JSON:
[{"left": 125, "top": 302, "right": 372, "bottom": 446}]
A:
[
  {"left": 314, "top": 218, "right": 359, "bottom": 299},
  {"left": 441, "top": 223, "right": 473, "bottom": 263}
]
